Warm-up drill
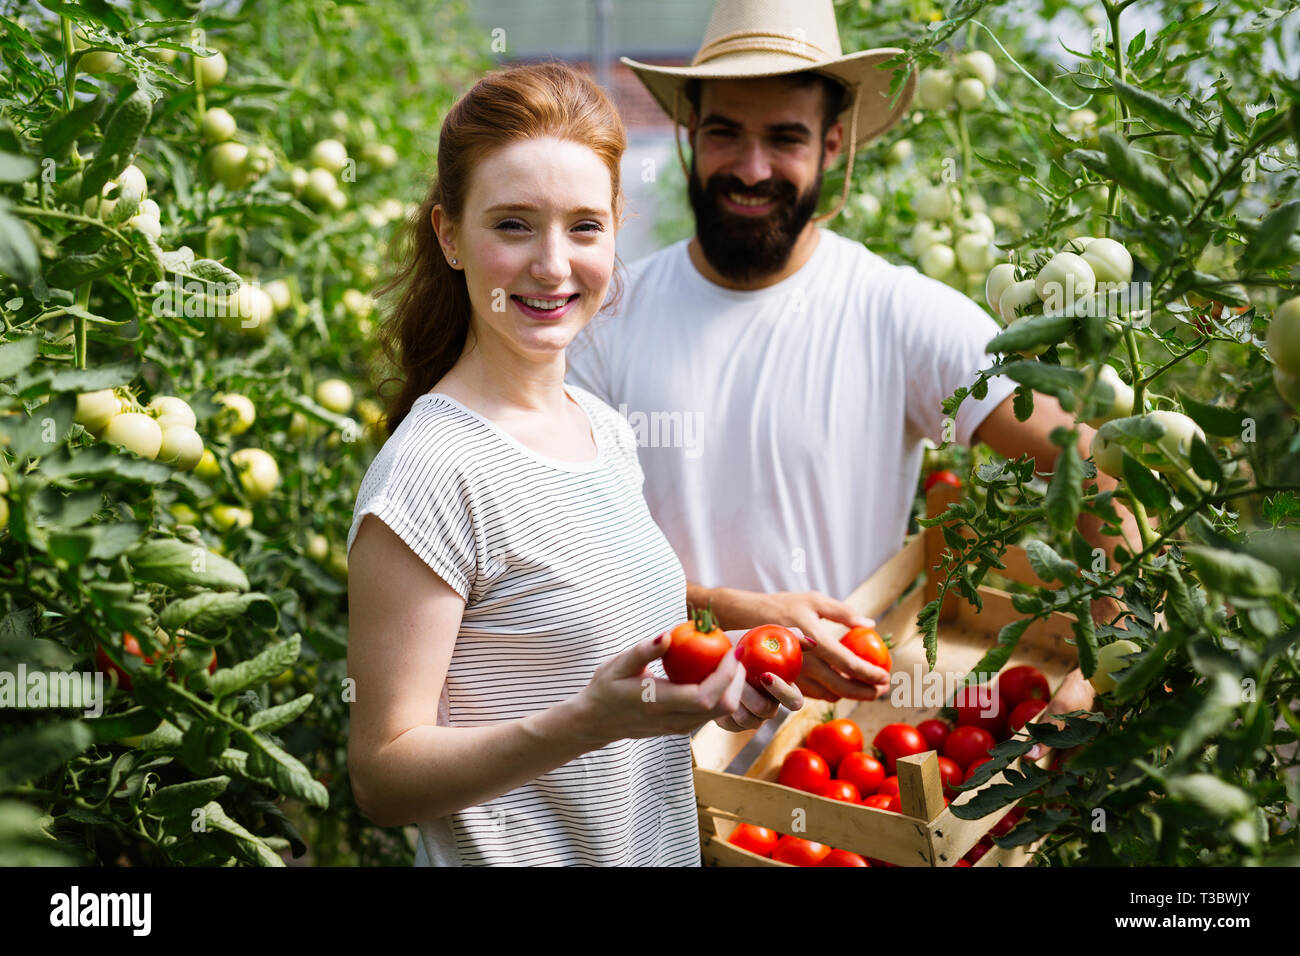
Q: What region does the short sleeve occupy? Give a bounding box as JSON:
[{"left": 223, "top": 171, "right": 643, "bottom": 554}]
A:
[
  {"left": 347, "top": 419, "right": 478, "bottom": 601},
  {"left": 894, "top": 269, "right": 1018, "bottom": 447}
]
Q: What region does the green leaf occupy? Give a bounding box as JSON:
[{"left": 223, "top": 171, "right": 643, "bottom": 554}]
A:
[
  {"left": 1112, "top": 80, "right": 1199, "bottom": 136},
  {"left": 80, "top": 87, "right": 153, "bottom": 202},
  {"left": 986, "top": 314, "right": 1075, "bottom": 355},
  {"left": 1241, "top": 200, "right": 1300, "bottom": 271},
  {"left": 1001, "top": 360, "right": 1087, "bottom": 404},
  {"left": 0, "top": 207, "right": 39, "bottom": 285},
  {"left": 1182, "top": 545, "right": 1282, "bottom": 599},
  {"left": 0, "top": 151, "right": 38, "bottom": 183},
  {"left": 1166, "top": 774, "right": 1253, "bottom": 819},
  {"left": 1161, "top": 565, "right": 1202, "bottom": 629},
  {"left": 160, "top": 591, "right": 279, "bottom": 633},
  {"left": 38, "top": 444, "right": 174, "bottom": 484},
  {"left": 1072, "top": 612, "right": 1098, "bottom": 679},
  {"left": 1099, "top": 130, "right": 1191, "bottom": 217},
  {"left": 128, "top": 538, "right": 250, "bottom": 593},
  {"left": 41, "top": 95, "right": 107, "bottom": 160},
  {"left": 0, "top": 720, "right": 95, "bottom": 789},
  {"left": 0, "top": 335, "right": 40, "bottom": 379},
  {"left": 958, "top": 618, "right": 1032, "bottom": 696},
  {"left": 1013, "top": 385, "right": 1034, "bottom": 422},
  {"left": 1215, "top": 86, "right": 1248, "bottom": 136},
  {"left": 209, "top": 635, "right": 301, "bottom": 699},
  {"left": 85, "top": 707, "right": 162, "bottom": 743},
  {"left": 1188, "top": 435, "right": 1223, "bottom": 483},
  {"left": 194, "top": 801, "right": 285, "bottom": 867},
  {"left": 1046, "top": 442, "right": 1083, "bottom": 535},
  {"left": 1024, "top": 539, "right": 1079, "bottom": 584},
  {"left": 1179, "top": 394, "right": 1245, "bottom": 438},
  {"left": 48, "top": 531, "right": 95, "bottom": 566},
  {"left": 146, "top": 776, "right": 231, "bottom": 817},
  {"left": 242, "top": 734, "right": 328, "bottom": 809},
  {"left": 246, "top": 693, "right": 314, "bottom": 733},
  {"left": 1122, "top": 452, "right": 1170, "bottom": 511}
]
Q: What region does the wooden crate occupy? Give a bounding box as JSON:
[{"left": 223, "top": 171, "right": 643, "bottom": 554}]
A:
[{"left": 693, "top": 483, "right": 1078, "bottom": 867}]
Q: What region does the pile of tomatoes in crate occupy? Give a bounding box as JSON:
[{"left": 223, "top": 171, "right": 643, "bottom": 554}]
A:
[{"left": 725, "top": 663, "right": 1053, "bottom": 866}]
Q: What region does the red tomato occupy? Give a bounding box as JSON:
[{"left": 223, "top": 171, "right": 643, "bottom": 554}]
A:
[
  {"left": 924, "top": 469, "right": 962, "bottom": 492},
  {"left": 840, "top": 626, "right": 891, "bottom": 672},
  {"left": 819, "top": 848, "right": 870, "bottom": 867},
  {"left": 964, "top": 755, "right": 994, "bottom": 783},
  {"left": 1008, "top": 698, "right": 1048, "bottom": 732},
  {"left": 943, "top": 725, "right": 996, "bottom": 771},
  {"left": 661, "top": 607, "right": 731, "bottom": 684},
  {"left": 937, "top": 756, "right": 964, "bottom": 791},
  {"left": 771, "top": 835, "right": 830, "bottom": 867},
  {"left": 955, "top": 686, "right": 1008, "bottom": 739},
  {"left": 872, "top": 722, "right": 928, "bottom": 774},
  {"left": 736, "top": 625, "right": 803, "bottom": 687},
  {"left": 861, "top": 793, "right": 896, "bottom": 812},
  {"left": 777, "top": 748, "right": 830, "bottom": 793},
  {"left": 998, "top": 665, "right": 1050, "bottom": 708},
  {"left": 954, "top": 859, "right": 972, "bottom": 867},
  {"left": 96, "top": 632, "right": 216, "bottom": 692},
  {"left": 917, "top": 718, "right": 950, "bottom": 752},
  {"left": 963, "top": 838, "right": 993, "bottom": 864},
  {"left": 836, "top": 752, "right": 885, "bottom": 797},
  {"left": 877, "top": 775, "right": 900, "bottom": 799},
  {"left": 990, "top": 807, "right": 1025, "bottom": 838},
  {"left": 726, "top": 824, "right": 779, "bottom": 858},
  {"left": 819, "top": 779, "right": 861, "bottom": 803},
  {"left": 805, "top": 718, "right": 863, "bottom": 771}
]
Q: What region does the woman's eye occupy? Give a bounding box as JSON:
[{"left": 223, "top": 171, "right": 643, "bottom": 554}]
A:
[
  {"left": 575, "top": 222, "right": 604, "bottom": 233},
  {"left": 495, "top": 219, "right": 527, "bottom": 231}
]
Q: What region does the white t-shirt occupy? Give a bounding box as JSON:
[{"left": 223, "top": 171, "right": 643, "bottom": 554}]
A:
[
  {"left": 566, "top": 229, "right": 1016, "bottom": 602},
  {"left": 347, "top": 385, "right": 699, "bottom": 866}
]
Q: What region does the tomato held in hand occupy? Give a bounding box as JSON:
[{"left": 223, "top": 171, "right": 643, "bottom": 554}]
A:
[
  {"left": 771, "top": 835, "right": 830, "bottom": 867},
  {"left": 777, "top": 748, "right": 830, "bottom": 793},
  {"left": 819, "top": 779, "right": 862, "bottom": 803},
  {"left": 1008, "top": 698, "right": 1048, "bottom": 732},
  {"left": 841, "top": 626, "right": 891, "bottom": 672},
  {"left": 736, "top": 624, "right": 803, "bottom": 687},
  {"left": 998, "top": 665, "right": 1050, "bottom": 708},
  {"left": 819, "top": 848, "right": 870, "bottom": 867},
  {"left": 872, "top": 723, "right": 928, "bottom": 774},
  {"left": 917, "top": 718, "right": 950, "bottom": 751},
  {"left": 943, "top": 725, "right": 996, "bottom": 771},
  {"left": 805, "top": 718, "right": 863, "bottom": 771},
  {"left": 836, "top": 751, "right": 885, "bottom": 797},
  {"left": 661, "top": 606, "right": 731, "bottom": 684},
  {"left": 727, "top": 824, "right": 780, "bottom": 858}
]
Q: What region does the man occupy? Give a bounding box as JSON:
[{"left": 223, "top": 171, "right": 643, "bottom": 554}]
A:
[{"left": 567, "top": 0, "right": 1139, "bottom": 713}]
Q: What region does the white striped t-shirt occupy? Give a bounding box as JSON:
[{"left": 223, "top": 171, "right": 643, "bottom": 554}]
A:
[{"left": 346, "top": 384, "right": 700, "bottom": 866}]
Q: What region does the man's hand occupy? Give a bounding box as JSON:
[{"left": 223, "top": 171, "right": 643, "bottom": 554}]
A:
[{"left": 689, "top": 585, "right": 891, "bottom": 701}]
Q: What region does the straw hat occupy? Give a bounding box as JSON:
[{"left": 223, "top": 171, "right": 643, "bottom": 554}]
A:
[{"left": 621, "top": 0, "right": 915, "bottom": 220}]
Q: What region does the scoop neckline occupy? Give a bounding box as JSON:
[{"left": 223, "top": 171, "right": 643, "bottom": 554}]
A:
[{"left": 416, "top": 385, "right": 606, "bottom": 472}]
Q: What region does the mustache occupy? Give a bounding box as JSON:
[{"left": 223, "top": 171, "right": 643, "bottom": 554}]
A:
[{"left": 705, "top": 176, "right": 798, "bottom": 203}]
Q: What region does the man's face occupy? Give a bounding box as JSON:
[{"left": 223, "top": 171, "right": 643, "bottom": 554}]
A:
[{"left": 688, "top": 77, "right": 842, "bottom": 283}]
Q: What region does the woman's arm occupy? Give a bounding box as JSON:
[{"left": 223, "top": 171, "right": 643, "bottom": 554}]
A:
[{"left": 346, "top": 514, "right": 753, "bottom": 827}]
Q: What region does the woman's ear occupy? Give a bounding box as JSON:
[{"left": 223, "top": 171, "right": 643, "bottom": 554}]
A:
[{"left": 431, "top": 204, "right": 460, "bottom": 268}]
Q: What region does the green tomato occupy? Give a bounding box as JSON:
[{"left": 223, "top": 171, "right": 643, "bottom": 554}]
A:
[
  {"left": 326, "top": 189, "right": 348, "bottom": 212},
  {"left": 127, "top": 214, "right": 162, "bottom": 240},
  {"left": 919, "top": 244, "right": 955, "bottom": 278},
  {"left": 148, "top": 395, "right": 197, "bottom": 431},
  {"left": 362, "top": 142, "right": 398, "bottom": 169},
  {"left": 102, "top": 413, "right": 163, "bottom": 460},
  {"left": 303, "top": 167, "right": 338, "bottom": 205},
  {"left": 221, "top": 284, "right": 274, "bottom": 335},
  {"left": 169, "top": 502, "right": 200, "bottom": 525},
  {"left": 231, "top": 447, "right": 280, "bottom": 501},
  {"left": 916, "top": 68, "right": 955, "bottom": 111},
  {"left": 1146, "top": 409, "right": 1206, "bottom": 477},
  {"left": 194, "top": 448, "right": 221, "bottom": 480},
  {"left": 158, "top": 425, "right": 204, "bottom": 471},
  {"left": 327, "top": 547, "right": 349, "bottom": 581},
  {"left": 1084, "top": 364, "right": 1135, "bottom": 427},
  {"left": 342, "top": 288, "right": 375, "bottom": 319},
  {"left": 209, "top": 142, "right": 250, "bottom": 190},
  {"left": 955, "top": 232, "right": 995, "bottom": 273},
  {"left": 1274, "top": 364, "right": 1300, "bottom": 406},
  {"left": 209, "top": 504, "right": 253, "bottom": 531},
  {"left": 1060, "top": 236, "right": 1095, "bottom": 255},
  {"left": 76, "top": 389, "right": 126, "bottom": 436},
  {"left": 954, "top": 209, "right": 994, "bottom": 238},
  {"left": 115, "top": 165, "right": 148, "bottom": 204},
  {"left": 263, "top": 279, "right": 292, "bottom": 313},
  {"left": 1034, "top": 252, "right": 1096, "bottom": 308},
  {"left": 214, "top": 393, "right": 256, "bottom": 435},
  {"left": 885, "top": 139, "right": 913, "bottom": 166},
  {"left": 998, "top": 278, "right": 1040, "bottom": 325},
  {"left": 1266, "top": 296, "right": 1300, "bottom": 376},
  {"left": 201, "top": 107, "right": 237, "bottom": 142},
  {"left": 196, "top": 50, "right": 228, "bottom": 86},
  {"left": 914, "top": 184, "right": 953, "bottom": 221},
  {"left": 1066, "top": 108, "right": 1099, "bottom": 141},
  {"left": 1080, "top": 238, "right": 1133, "bottom": 286},
  {"left": 289, "top": 166, "right": 310, "bottom": 195},
  {"left": 309, "top": 139, "right": 349, "bottom": 174},
  {"left": 316, "top": 378, "right": 355, "bottom": 414},
  {"left": 1089, "top": 638, "right": 1141, "bottom": 693},
  {"left": 984, "top": 262, "right": 1017, "bottom": 314},
  {"left": 356, "top": 398, "right": 384, "bottom": 431},
  {"left": 306, "top": 533, "right": 330, "bottom": 563},
  {"left": 956, "top": 51, "right": 997, "bottom": 87},
  {"left": 1090, "top": 430, "right": 1125, "bottom": 478},
  {"left": 954, "top": 78, "right": 986, "bottom": 109},
  {"left": 0, "top": 473, "right": 8, "bottom": 532},
  {"left": 911, "top": 221, "right": 952, "bottom": 255}
]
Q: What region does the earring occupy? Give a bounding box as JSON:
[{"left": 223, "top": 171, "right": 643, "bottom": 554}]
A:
[{"left": 450, "top": 258, "right": 458, "bottom": 266}]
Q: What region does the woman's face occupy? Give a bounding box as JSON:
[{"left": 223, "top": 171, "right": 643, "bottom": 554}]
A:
[{"left": 434, "top": 136, "right": 618, "bottom": 365}]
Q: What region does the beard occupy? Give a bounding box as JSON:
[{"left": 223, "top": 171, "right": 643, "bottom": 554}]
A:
[{"left": 687, "top": 152, "right": 824, "bottom": 284}]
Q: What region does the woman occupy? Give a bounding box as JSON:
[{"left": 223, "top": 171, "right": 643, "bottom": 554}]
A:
[{"left": 346, "top": 63, "right": 803, "bottom": 866}]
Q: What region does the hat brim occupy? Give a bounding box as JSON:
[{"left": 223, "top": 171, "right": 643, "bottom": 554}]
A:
[{"left": 621, "top": 48, "right": 914, "bottom": 149}]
